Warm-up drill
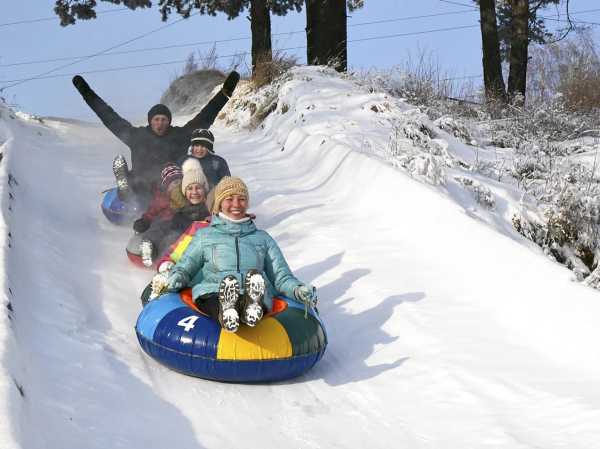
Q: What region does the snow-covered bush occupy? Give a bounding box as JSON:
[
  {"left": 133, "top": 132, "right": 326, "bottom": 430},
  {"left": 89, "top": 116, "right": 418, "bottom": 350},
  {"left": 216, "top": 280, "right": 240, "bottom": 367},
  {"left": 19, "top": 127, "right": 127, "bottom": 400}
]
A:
[
  {"left": 455, "top": 176, "right": 495, "bottom": 209},
  {"left": 220, "top": 68, "right": 298, "bottom": 129},
  {"left": 512, "top": 160, "right": 600, "bottom": 280},
  {"left": 434, "top": 115, "right": 475, "bottom": 145},
  {"left": 485, "top": 98, "right": 592, "bottom": 150},
  {"left": 357, "top": 67, "right": 444, "bottom": 108},
  {"left": 352, "top": 48, "right": 481, "bottom": 119},
  {"left": 385, "top": 114, "right": 449, "bottom": 185},
  {"left": 356, "top": 57, "right": 600, "bottom": 286}
]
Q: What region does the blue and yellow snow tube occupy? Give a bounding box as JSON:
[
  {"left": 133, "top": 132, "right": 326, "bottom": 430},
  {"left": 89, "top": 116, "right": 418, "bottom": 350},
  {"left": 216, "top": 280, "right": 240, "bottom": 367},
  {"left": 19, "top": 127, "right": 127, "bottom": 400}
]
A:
[
  {"left": 101, "top": 188, "right": 141, "bottom": 225},
  {"left": 135, "top": 289, "right": 327, "bottom": 382}
]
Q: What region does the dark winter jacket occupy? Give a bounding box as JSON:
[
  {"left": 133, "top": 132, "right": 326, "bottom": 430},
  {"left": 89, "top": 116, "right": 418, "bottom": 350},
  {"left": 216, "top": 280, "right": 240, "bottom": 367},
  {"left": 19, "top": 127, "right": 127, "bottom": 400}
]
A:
[
  {"left": 74, "top": 81, "right": 229, "bottom": 196},
  {"left": 178, "top": 151, "right": 231, "bottom": 190},
  {"left": 170, "top": 202, "right": 211, "bottom": 233}
]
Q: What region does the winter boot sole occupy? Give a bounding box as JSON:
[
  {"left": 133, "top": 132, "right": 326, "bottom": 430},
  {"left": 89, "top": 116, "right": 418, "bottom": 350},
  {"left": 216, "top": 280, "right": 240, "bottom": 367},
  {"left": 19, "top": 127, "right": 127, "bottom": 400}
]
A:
[
  {"left": 241, "top": 270, "right": 265, "bottom": 327},
  {"left": 218, "top": 275, "right": 240, "bottom": 333},
  {"left": 112, "top": 155, "right": 131, "bottom": 201},
  {"left": 140, "top": 239, "right": 154, "bottom": 267}
]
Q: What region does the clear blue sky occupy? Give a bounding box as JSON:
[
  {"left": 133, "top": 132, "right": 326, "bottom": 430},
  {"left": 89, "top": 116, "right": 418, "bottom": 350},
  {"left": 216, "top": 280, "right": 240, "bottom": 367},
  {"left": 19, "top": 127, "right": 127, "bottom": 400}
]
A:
[{"left": 1, "top": 0, "right": 598, "bottom": 121}]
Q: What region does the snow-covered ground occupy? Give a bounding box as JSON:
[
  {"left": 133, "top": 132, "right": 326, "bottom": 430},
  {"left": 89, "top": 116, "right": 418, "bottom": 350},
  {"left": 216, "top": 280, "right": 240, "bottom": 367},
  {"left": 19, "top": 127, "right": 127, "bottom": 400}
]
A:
[{"left": 1, "top": 66, "right": 600, "bottom": 448}]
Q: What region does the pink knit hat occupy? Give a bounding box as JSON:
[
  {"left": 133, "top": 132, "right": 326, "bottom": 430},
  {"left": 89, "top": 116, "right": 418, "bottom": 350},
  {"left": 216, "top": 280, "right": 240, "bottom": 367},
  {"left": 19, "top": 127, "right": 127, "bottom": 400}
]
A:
[{"left": 160, "top": 163, "right": 182, "bottom": 190}]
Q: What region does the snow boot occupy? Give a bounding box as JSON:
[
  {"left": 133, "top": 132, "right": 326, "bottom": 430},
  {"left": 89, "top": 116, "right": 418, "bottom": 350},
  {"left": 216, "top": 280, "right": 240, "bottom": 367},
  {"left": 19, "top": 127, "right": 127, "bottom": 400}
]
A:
[
  {"left": 218, "top": 275, "right": 240, "bottom": 333},
  {"left": 112, "top": 155, "right": 130, "bottom": 201},
  {"left": 140, "top": 239, "right": 154, "bottom": 267},
  {"left": 240, "top": 269, "right": 265, "bottom": 327}
]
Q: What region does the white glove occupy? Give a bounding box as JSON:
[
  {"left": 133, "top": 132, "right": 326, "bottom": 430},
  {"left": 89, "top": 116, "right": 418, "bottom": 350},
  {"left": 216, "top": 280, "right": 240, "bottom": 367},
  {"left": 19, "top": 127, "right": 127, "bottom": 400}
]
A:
[
  {"left": 158, "top": 261, "right": 174, "bottom": 274},
  {"left": 149, "top": 272, "right": 169, "bottom": 300}
]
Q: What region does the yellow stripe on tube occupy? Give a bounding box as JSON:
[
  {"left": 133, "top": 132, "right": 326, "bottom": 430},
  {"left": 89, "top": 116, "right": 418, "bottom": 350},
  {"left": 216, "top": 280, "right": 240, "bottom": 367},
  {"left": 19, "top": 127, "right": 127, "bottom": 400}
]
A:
[
  {"left": 217, "top": 317, "right": 292, "bottom": 360},
  {"left": 171, "top": 235, "right": 193, "bottom": 262}
]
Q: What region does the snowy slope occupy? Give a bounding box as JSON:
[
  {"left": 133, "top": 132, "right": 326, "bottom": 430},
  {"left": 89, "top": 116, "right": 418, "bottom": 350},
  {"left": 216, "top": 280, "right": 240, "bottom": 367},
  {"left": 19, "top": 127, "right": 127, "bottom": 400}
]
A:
[{"left": 1, "top": 67, "right": 600, "bottom": 448}]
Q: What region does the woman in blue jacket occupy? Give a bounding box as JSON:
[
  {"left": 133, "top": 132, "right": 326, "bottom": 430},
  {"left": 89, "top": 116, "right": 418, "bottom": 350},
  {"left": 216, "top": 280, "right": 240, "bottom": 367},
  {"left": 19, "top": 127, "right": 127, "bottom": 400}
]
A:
[{"left": 167, "top": 177, "right": 317, "bottom": 333}]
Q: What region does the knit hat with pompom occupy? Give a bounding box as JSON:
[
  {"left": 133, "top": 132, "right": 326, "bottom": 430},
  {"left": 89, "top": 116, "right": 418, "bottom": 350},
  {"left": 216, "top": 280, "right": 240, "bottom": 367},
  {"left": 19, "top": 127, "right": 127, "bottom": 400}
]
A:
[{"left": 181, "top": 158, "right": 209, "bottom": 195}]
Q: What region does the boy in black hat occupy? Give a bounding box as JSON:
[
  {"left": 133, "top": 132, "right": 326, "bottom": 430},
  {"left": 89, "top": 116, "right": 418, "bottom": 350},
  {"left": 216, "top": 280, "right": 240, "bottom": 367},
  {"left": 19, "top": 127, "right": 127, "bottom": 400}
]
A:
[{"left": 179, "top": 128, "right": 231, "bottom": 193}]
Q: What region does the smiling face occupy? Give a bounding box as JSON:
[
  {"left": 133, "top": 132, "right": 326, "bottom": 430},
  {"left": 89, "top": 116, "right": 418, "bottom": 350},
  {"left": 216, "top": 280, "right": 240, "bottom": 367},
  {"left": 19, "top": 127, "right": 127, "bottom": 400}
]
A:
[
  {"left": 184, "top": 183, "right": 206, "bottom": 205},
  {"left": 150, "top": 115, "right": 170, "bottom": 136},
  {"left": 190, "top": 143, "right": 209, "bottom": 159},
  {"left": 220, "top": 194, "right": 248, "bottom": 220}
]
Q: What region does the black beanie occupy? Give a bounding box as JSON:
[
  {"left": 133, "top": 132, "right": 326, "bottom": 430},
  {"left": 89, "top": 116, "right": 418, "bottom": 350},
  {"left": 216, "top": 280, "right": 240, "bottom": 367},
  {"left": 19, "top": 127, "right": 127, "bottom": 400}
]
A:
[{"left": 147, "top": 104, "right": 172, "bottom": 124}]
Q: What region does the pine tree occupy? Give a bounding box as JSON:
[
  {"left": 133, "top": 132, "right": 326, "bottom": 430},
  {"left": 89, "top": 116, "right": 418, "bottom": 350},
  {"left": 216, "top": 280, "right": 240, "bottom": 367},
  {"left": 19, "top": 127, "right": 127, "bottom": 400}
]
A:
[
  {"left": 305, "top": 0, "right": 363, "bottom": 73},
  {"left": 474, "top": 0, "right": 575, "bottom": 104},
  {"left": 507, "top": 0, "right": 530, "bottom": 104},
  {"left": 479, "top": 0, "right": 507, "bottom": 104},
  {"left": 305, "top": 0, "right": 346, "bottom": 72}
]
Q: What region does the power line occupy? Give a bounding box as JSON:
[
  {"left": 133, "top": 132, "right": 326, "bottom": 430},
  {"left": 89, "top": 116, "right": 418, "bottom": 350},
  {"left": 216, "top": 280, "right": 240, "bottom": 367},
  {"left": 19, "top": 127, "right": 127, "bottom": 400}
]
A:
[
  {"left": 0, "top": 6, "right": 477, "bottom": 33},
  {"left": 4, "top": 5, "right": 599, "bottom": 70},
  {"left": 0, "top": 24, "right": 485, "bottom": 86},
  {"left": 349, "top": 9, "right": 478, "bottom": 27},
  {"left": 0, "top": 49, "right": 283, "bottom": 83},
  {"left": 438, "top": 0, "right": 600, "bottom": 25},
  {"left": 0, "top": 7, "right": 129, "bottom": 28},
  {"left": 347, "top": 24, "right": 479, "bottom": 43},
  {"left": 4, "top": 4, "right": 598, "bottom": 89},
  {"left": 438, "top": 0, "right": 475, "bottom": 9},
  {"left": 0, "top": 36, "right": 252, "bottom": 68},
  {"left": 1, "top": 9, "right": 479, "bottom": 69},
  {"left": 542, "top": 15, "right": 600, "bottom": 27},
  {"left": 0, "top": 11, "right": 200, "bottom": 91}
]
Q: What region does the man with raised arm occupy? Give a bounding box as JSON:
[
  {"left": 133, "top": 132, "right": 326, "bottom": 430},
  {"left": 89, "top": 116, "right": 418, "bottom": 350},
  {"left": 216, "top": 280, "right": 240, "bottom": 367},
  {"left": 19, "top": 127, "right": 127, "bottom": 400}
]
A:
[{"left": 72, "top": 71, "right": 239, "bottom": 206}]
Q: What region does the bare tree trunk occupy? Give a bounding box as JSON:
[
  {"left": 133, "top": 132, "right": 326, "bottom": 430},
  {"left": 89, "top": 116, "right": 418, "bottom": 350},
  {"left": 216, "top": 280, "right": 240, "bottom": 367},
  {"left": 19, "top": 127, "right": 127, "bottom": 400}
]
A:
[
  {"left": 507, "top": 0, "right": 529, "bottom": 105},
  {"left": 479, "top": 0, "right": 507, "bottom": 104},
  {"left": 250, "top": 0, "right": 272, "bottom": 81},
  {"left": 306, "top": 0, "right": 347, "bottom": 72}
]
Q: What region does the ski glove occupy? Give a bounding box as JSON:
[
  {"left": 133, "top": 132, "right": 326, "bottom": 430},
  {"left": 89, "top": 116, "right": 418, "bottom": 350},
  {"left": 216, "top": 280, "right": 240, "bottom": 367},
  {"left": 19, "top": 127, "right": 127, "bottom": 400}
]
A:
[
  {"left": 72, "top": 75, "right": 90, "bottom": 93},
  {"left": 222, "top": 71, "right": 240, "bottom": 98},
  {"left": 295, "top": 284, "right": 318, "bottom": 308},
  {"left": 133, "top": 217, "right": 151, "bottom": 233},
  {"left": 158, "top": 261, "right": 174, "bottom": 274},
  {"left": 167, "top": 270, "right": 189, "bottom": 291},
  {"left": 149, "top": 272, "right": 169, "bottom": 300}
]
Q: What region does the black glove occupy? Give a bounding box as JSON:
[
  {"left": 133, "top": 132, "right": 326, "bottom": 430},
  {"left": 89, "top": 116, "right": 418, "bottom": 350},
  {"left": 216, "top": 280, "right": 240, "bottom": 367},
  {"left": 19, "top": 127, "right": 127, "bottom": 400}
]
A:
[
  {"left": 72, "top": 75, "right": 90, "bottom": 93},
  {"left": 133, "top": 217, "right": 151, "bottom": 233},
  {"left": 222, "top": 71, "right": 240, "bottom": 97}
]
